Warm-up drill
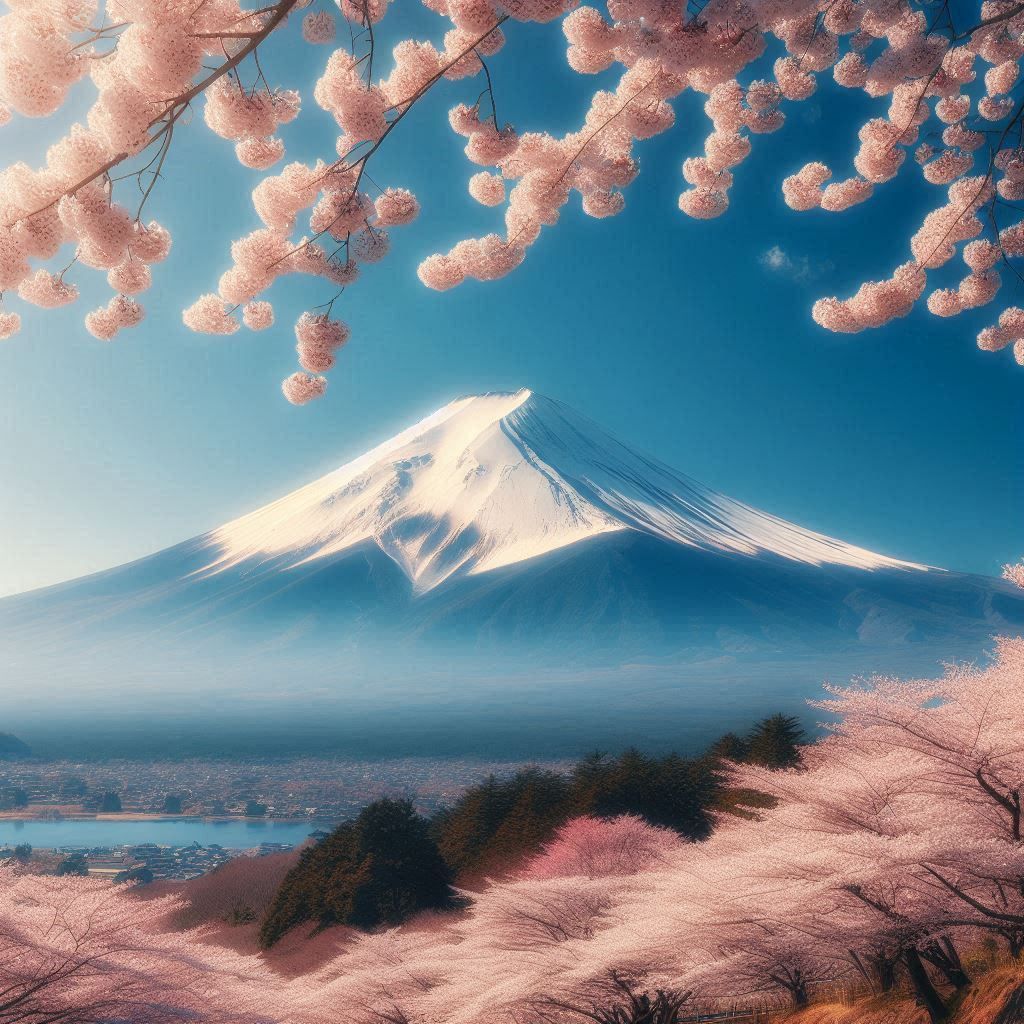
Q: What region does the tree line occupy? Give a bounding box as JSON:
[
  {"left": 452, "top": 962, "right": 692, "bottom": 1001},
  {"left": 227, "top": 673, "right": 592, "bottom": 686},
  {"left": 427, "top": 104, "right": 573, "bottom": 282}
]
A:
[{"left": 258, "top": 713, "right": 805, "bottom": 947}]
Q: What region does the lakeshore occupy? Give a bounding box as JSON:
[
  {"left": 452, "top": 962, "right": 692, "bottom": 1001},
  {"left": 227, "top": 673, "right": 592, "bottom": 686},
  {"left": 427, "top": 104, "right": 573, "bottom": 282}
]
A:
[{"left": 0, "top": 816, "right": 333, "bottom": 851}]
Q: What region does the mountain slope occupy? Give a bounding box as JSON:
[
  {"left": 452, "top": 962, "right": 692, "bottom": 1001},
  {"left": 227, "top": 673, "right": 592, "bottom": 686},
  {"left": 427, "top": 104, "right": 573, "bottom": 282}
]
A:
[
  {"left": 199, "top": 388, "right": 922, "bottom": 591},
  {"left": 2, "top": 389, "right": 1020, "bottom": 753}
]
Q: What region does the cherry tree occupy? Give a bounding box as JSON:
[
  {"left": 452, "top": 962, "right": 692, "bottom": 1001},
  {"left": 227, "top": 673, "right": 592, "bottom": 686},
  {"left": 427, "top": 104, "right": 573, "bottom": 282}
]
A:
[
  {"left": 521, "top": 815, "right": 683, "bottom": 880},
  {"left": 0, "top": 867, "right": 287, "bottom": 1023},
  {"left": 3, "top": 0, "right": 1024, "bottom": 405},
  {"left": 292, "top": 928, "right": 455, "bottom": 1024}
]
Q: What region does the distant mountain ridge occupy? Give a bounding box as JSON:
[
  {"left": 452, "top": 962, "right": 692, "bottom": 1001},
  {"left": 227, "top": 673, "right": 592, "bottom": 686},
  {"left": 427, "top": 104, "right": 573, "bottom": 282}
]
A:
[
  {"left": 2, "top": 389, "right": 1021, "bottom": 752},
  {"left": 0, "top": 733, "right": 31, "bottom": 759}
]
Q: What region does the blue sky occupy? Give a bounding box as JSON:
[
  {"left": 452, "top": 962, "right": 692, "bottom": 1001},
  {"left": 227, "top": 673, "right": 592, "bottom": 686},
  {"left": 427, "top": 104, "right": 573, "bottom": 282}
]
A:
[{"left": 0, "top": 7, "right": 1020, "bottom": 597}]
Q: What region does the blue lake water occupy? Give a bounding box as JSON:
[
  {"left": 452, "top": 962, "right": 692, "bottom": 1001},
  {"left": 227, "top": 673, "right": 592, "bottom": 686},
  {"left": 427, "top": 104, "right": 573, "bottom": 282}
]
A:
[{"left": 0, "top": 818, "right": 334, "bottom": 850}]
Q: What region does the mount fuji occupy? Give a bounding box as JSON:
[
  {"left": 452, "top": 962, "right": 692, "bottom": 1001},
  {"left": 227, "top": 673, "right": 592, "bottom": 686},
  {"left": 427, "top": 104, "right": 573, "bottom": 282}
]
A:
[{"left": 3, "top": 389, "right": 1021, "bottom": 756}]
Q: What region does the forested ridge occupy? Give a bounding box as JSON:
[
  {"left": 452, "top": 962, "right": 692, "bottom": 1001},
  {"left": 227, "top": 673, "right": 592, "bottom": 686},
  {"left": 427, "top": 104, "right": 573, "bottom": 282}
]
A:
[{"left": 258, "top": 713, "right": 804, "bottom": 946}]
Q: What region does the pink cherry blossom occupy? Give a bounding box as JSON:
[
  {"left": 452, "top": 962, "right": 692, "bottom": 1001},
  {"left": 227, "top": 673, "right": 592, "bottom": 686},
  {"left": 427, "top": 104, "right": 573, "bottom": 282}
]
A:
[
  {"left": 679, "top": 187, "right": 729, "bottom": 219},
  {"left": 469, "top": 171, "right": 506, "bottom": 206},
  {"left": 303, "top": 11, "right": 336, "bottom": 44},
  {"left": 183, "top": 294, "right": 239, "bottom": 335},
  {"left": 0, "top": 310, "right": 21, "bottom": 339},
  {"left": 84, "top": 295, "right": 144, "bottom": 341},
  {"left": 281, "top": 371, "right": 327, "bottom": 404},
  {"left": 523, "top": 815, "right": 682, "bottom": 879},
  {"left": 417, "top": 253, "right": 466, "bottom": 290},
  {"left": 351, "top": 228, "right": 390, "bottom": 263},
  {"left": 243, "top": 301, "right": 275, "bottom": 330},
  {"left": 813, "top": 262, "right": 926, "bottom": 333},
  {"left": 374, "top": 188, "right": 420, "bottom": 226},
  {"left": 17, "top": 269, "right": 78, "bottom": 308},
  {"left": 108, "top": 259, "right": 152, "bottom": 295},
  {"left": 236, "top": 137, "right": 286, "bottom": 170},
  {"left": 782, "top": 162, "right": 831, "bottom": 211}
]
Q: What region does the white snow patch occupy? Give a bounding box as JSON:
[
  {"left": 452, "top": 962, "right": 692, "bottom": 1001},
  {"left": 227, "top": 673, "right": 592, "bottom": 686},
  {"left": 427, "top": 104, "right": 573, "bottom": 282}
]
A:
[{"left": 200, "top": 388, "right": 927, "bottom": 593}]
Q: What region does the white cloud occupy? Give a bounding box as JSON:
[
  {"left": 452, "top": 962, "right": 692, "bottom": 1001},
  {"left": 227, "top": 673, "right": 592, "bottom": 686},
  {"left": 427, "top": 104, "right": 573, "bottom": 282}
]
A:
[
  {"left": 759, "top": 245, "right": 833, "bottom": 282},
  {"left": 761, "top": 245, "right": 792, "bottom": 272}
]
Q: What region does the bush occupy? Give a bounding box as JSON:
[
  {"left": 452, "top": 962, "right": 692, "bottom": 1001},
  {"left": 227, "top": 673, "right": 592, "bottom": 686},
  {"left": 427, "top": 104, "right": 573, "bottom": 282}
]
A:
[{"left": 56, "top": 852, "right": 89, "bottom": 876}]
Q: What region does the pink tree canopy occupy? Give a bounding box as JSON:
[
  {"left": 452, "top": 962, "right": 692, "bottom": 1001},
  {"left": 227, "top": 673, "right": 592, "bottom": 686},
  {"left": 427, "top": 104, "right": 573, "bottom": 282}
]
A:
[
  {"left": 4, "top": 631, "right": 1024, "bottom": 1023},
  {"left": 521, "top": 814, "right": 683, "bottom": 880},
  {"left": 0, "top": 867, "right": 288, "bottom": 1023}
]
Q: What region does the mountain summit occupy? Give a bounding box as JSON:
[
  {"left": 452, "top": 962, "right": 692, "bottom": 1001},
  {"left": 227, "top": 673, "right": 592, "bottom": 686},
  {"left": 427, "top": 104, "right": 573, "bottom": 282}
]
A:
[
  {"left": 3, "top": 390, "right": 1021, "bottom": 754},
  {"left": 202, "top": 388, "right": 920, "bottom": 594}
]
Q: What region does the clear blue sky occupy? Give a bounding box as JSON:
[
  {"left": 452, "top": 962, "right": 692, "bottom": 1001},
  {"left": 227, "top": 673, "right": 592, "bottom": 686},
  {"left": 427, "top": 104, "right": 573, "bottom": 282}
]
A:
[{"left": 1, "top": 8, "right": 1020, "bottom": 597}]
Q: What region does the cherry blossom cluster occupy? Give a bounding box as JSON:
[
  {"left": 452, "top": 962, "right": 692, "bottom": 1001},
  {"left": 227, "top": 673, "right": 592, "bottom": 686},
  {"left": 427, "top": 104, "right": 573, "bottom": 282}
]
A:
[
  {"left": 183, "top": 1, "right": 522, "bottom": 402},
  {"left": 413, "top": 0, "right": 1024, "bottom": 369},
  {"left": 0, "top": 0, "right": 292, "bottom": 355},
  {"left": 4, "top": 0, "right": 1024, "bottom": 402},
  {"left": 774, "top": 3, "right": 1024, "bottom": 362}
]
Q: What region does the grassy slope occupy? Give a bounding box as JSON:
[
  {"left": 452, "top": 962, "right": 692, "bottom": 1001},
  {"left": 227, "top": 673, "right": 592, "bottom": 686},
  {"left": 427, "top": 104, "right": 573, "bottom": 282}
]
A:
[{"left": 789, "top": 963, "right": 1024, "bottom": 1024}]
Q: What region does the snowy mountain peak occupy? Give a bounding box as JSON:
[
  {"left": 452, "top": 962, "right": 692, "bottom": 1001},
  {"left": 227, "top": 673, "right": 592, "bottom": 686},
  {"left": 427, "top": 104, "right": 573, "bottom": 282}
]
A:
[{"left": 201, "top": 389, "right": 925, "bottom": 594}]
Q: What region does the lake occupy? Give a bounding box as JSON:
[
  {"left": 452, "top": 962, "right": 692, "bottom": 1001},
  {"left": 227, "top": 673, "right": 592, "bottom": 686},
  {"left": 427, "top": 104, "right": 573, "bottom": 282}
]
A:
[{"left": 0, "top": 818, "right": 334, "bottom": 850}]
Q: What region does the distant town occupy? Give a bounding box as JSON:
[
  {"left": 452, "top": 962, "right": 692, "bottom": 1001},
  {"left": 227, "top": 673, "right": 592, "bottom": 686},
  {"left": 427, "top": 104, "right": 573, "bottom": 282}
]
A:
[
  {"left": 1, "top": 837, "right": 302, "bottom": 882},
  {"left": 0, "top": 751, "right": 566, "bottom": 881}
]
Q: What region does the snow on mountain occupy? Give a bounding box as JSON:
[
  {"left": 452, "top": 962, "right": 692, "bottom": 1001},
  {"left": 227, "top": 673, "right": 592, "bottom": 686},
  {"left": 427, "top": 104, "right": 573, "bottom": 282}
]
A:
[{"left": 199, "top": 388, "right": 922, "bottom": 594}]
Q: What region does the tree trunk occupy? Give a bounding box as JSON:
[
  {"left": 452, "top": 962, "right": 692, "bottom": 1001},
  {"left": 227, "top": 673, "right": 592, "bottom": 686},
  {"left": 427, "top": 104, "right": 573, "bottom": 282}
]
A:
[
  {"left": 921, "top": 937, "right": 971, "bottom": 991},
  {"left": 902, "top": 948, "right": 949, "bottom": 1024},
  {"left": 871, "top": 955, "right": 897, "bottom": 994}
]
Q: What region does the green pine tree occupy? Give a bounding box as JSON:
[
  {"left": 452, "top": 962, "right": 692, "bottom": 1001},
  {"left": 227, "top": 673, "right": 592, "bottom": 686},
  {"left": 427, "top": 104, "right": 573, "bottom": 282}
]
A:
[
  {"left": 570, "top": 749, "right": 718, "bottom": 839},
  {"left": 744, "top": 713, "right": 806, "bottom": 769},
  {"left": 260, "top": 798, "right": 454, "bottom": 947},
  {"left": 433, "top": 768, "right": 571, "bottom": 878},
  {"left": 706, "top": 731, "right": 750, "bottom": 763}
]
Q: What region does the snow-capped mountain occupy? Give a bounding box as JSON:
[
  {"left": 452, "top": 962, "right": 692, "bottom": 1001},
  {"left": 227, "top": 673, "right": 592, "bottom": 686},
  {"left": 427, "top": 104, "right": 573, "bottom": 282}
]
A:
[
  {"left": 3, "top": 389, "right": 1021, "bottom": 754},
  {"left": 202, "top": 388, "right": 920, "bottom": 590}
]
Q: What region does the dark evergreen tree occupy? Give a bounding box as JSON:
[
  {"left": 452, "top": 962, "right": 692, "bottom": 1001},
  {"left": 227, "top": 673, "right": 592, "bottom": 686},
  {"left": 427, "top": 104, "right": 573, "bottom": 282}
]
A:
[
  {"left": 570, "top": 749, "right": 718, "bottom": 839},
  {"left": 163, "top": 794, "right": 184, "bottom": 814},
  {"left": 477, "top": 773, "right": 572, "bottom": 869},
  {"left": 0, "top": 787, "right": 28, "bottom": 810},
  {"left": 99, "top": 791, "right": 122, "bottom": 812},
  {"left": 260, "top": 798, "right": 454, "bottom": 947},
  {"left": 114, "top": 865, "right": 154, "bottom": 884},
  {"left": 706, "top": 731, "right": 750, "bottom": 763},
  {"left": 744, "top": 714, "right": 807, "bottom": 769},
  {"left": 433, "top": 768, "right": 571, "bottom": 877},
  {"left": 56, "top": 852, "right": 89, "bottom": 876}
]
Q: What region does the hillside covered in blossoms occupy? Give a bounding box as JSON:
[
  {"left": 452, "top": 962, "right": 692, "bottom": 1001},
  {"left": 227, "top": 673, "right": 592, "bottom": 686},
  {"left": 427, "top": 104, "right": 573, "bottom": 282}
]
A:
[{"left": 5, "top": 637, "right": 1024, "bottom": 1023}]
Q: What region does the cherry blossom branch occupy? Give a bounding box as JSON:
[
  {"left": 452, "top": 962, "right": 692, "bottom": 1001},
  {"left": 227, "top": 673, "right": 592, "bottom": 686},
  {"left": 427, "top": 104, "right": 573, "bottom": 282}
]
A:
[{"left": 14, "top": 0, "right": 300, "bottom": 226}]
